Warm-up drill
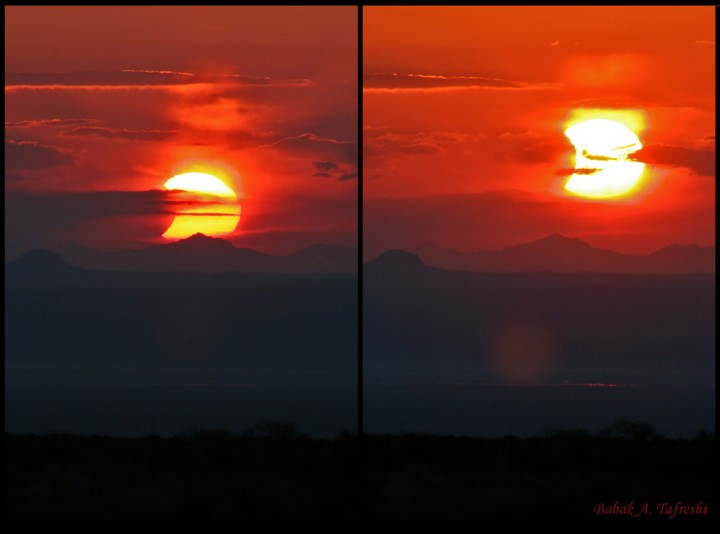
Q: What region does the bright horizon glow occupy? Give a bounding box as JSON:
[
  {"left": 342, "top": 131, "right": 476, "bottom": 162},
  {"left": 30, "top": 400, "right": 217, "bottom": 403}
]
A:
[
  {"left": 162, "top": 171, "right": 241, "bottom": 239},
  {"left": 564, "top": 118, "right": 645, "bottom": 199}
]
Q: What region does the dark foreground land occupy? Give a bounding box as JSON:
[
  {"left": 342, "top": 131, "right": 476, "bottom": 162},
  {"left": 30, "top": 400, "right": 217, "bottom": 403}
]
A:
[
  {"left": 6, "top": 429, "right": 715, "bottom": 521},
  {"left": 5, "top": 429, "right": 358, "bottom": 519},
  {"left": 364, "top": 430, "right": 715, "bottom": 522}
]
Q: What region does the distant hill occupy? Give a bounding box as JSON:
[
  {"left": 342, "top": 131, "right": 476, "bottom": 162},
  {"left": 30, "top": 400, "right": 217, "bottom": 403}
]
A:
[
  {"left": 44, "top": 233, "right": 357, "bottom": 273},
  {"left": 4, "top": 249, "right": 82, "bottom": 287},
  {"left": 363, "top": 249, "right": 458, "bottom": 288},
  {"left": 364, "top": 249, "right": 431, "bottom": 275},
  {"left": 413, "top": 234, "right": 714, "bottom": 274},
  {"left": 5, "top": 249, "right": 72, "bottom": 274},
  {"left": 5, "top": 246, "right": 356, "bottom": 291},
  {"left": 642, "top": 244, "right": 716, "bottom": 273}
]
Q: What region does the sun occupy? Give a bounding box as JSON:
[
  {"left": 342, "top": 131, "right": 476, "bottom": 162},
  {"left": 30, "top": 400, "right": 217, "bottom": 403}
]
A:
[
  {"left": 564, "top": 118, "right": 645, "bottom": 199},
  {"left": 162, "top": 172, "right": 241, "bottom": 239},
  {"left": 165, "top": 172, "right": 237, "bottom": 199}
]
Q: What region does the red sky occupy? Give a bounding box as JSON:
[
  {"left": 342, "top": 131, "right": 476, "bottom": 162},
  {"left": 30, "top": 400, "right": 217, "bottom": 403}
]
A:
[
  {"left": 5, "top": 6, "right": 357, "bottom": 258},
  {"left": 363, "top": 6, "right": 715, "bottom": 259}
]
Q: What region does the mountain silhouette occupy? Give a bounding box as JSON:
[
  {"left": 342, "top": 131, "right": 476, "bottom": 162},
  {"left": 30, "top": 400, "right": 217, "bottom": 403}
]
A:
[
  {"left": 164, "top": 232, "right": 238, "bottom": 252},
  {"left": 4, "top": 249, "right": 79, "bottom": 286},
  {"left": 47, "top": 233, "right": 357, "bottom": 273},
  {"left": 8, "top": 249, "right": 70, "bottom": 271},
  {"left": 414, "top": 234, "right": 714, "bottom": 274},
  {"left": 642, "top": 244, "right": 716, "bottom": 273},
  {"left": 365, "top": 249, "right": 430, "bottom": 273},
  {"left": 363, "top": 249, "right": 454, "bottom": 287}
]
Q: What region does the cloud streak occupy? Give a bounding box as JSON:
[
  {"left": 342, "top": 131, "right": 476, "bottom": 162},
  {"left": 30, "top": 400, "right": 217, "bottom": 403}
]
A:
[
  {"left": 555, "top": 167, "right": 602, "bottom": 176},
  {"left": 5, "top": 70, "right": 313, "bottom": 88},
  {"left": 311, "top": 160, "right": 357, "bottom": 181},
  {"left": 364, "top": 73, "right": 558, "bottom": 93},
  {"left": 393, "top": 143, "right": 441, "bottom": 155},
  {"left": 5, "top": 118, "right": 96, "bottom": 128},
  {"left": 635, "top": 144, "right": 715, "bottom": 177},
  {"left": 5, "top": 140, "right": 73, "bottom": 169},
  {"left": 262, "top": 133, "right": 358, "bottom": 168},
  {"left": 62, "top": 126, "right": 177, "bottom": 141},
  {"left": 312, "top": 161, "right": 339, "bottom": 172}
]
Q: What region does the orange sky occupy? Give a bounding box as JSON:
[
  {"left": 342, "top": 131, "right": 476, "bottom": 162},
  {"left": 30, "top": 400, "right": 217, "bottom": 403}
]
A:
[
  {"left": 5, "top": 6, "right": 357, "bottom": 257},
  {"left": 4, "top": 7, "right": 715, "bottom": 260},
  {"left": 363, "top": 6, "right": 715, "bottom": 258}
]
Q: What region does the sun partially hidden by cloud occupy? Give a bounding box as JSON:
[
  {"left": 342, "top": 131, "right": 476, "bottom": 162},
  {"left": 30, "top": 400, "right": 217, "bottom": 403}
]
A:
[
  {"left": 5, "top": 6, "right": 358, "bottom": 257},
  {"left": 363, "top": 6, "right": 714, "bottom": 259},
  {"left": 563, "top": 118, "right": 645, "bottom": 199},
  {"left": 162, "top": 172, "right": 240, "bottom": 239}
]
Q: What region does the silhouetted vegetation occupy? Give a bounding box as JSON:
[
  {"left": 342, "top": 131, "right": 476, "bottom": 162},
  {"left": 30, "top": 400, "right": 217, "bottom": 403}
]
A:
[
  {"left": 5, "top": 428, "right": 358, "bottom": 519},
  {"left": 8, "top": 423, "right": 713, "bottom": 520},
  {"left": 600, "top": 418, "right": 663, "bottom": 442},
  {"left": 364, "top": 424, "right": 715, "bottom": 521},
  {"left": 241, "top": 420, "right": 308, "bottom": 441}
]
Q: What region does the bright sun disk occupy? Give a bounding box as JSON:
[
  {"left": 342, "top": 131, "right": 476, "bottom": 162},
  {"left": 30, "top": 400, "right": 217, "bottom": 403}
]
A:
[
  {"left": 564, "top": 117, "right": 646, "bottom": 199},
  {"left": 162, "top": 171, "right": 241, "bottom": 239}
]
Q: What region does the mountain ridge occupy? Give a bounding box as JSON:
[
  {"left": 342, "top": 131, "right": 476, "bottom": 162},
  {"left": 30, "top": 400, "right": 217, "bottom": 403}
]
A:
[
  {"left": 28, "top": 233, "right": 358, "bottom": 274},
  {"left": 408, "top": 234, "right": 714, "bottom": 274}
]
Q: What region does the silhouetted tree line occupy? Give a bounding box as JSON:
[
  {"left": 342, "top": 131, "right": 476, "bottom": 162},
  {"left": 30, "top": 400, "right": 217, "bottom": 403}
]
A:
[
  {"left": 5, "top": 422, "right": 357, "bottom": 520},
  {"left": 5, "top": 420, "right": 715, "bottom": 521},
  {"left": 364, "top": 420, "right": 715, "bottom": 521}
]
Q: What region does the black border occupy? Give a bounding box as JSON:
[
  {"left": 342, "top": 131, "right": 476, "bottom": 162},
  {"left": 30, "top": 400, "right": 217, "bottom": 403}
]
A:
[{"left": 356, "top": 4, "right": 364, "bottom": 521}]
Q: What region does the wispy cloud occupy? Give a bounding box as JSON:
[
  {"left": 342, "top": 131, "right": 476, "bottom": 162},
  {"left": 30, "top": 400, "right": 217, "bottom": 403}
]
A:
[
  {"left": 257, "top": 133, "right": 357, "bottom": 180},
  {"left": 555, "top": 167, "right": 602, "bottom": 176},
  {"left": 311, "top": 160, "right": 356, "bottom": 181},
  {"left": 366, "top": 130, "right": 488, "bottom": 157},
  {"left": 5, "top": 139, "right": 73, "bottom": 169},
  {"left": 393, "top": 143, "right": 441, "bottom": 155},
  {"left": 62, "top": 126, "right": 177, "bottom": 141},
  {"left": 5, "top": 70, "right": 314, "bottom": 92},
  {"left": 636, "top": 143, "right": 715, "bottom": 177},
  {"left": 120, "top": 69, "right": 194, "bottom": 77},
  {"left": 6, "top": 118, "right": 96, "bottom": 128},
  {"left": 364, "top": 72, "right": 558, "bottom": 93},
  {"left": 313, "top": 161, "right": 339, "bottom": 172},
  {"left": 262, "top": 132, "right": 352, "bottom": 149}
]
